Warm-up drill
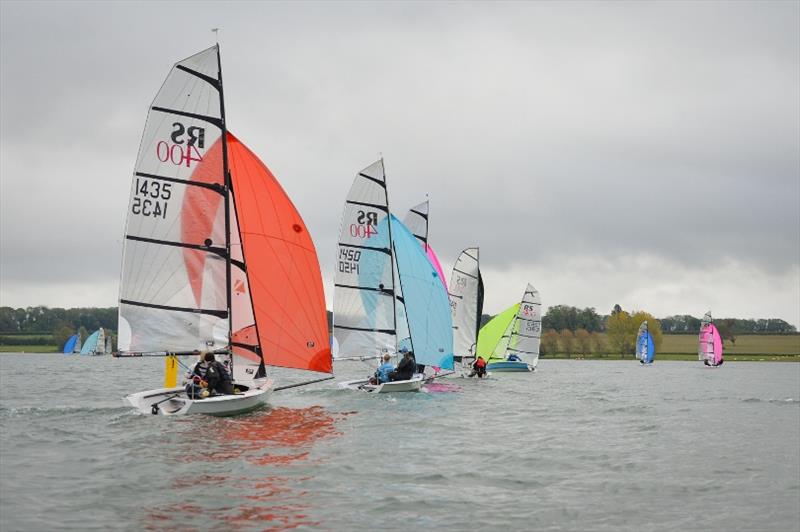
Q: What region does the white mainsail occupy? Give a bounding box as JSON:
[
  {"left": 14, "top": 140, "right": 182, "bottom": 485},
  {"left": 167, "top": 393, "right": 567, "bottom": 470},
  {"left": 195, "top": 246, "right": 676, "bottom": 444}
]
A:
[
  {"left": 403, "top": 200, "right": 429, "bottom": 249},
  {"left": 448, "top": 248, "right": 483, "bottom": 361},
  {"left": 333, "top": 160, "right": 398, "bottom": 359},
  {"left": 96, "top": 328, "right": 106, "bottom": 354},
  {"left": 505, "top": 284, "right": 542, "bottom": 367},
  {"left": 118, "top": 46, "right": 228, "bottom": 354}
]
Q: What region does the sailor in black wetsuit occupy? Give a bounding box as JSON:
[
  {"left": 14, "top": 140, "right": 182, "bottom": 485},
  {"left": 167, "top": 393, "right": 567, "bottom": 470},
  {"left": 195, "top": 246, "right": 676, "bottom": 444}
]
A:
[
  {"left": 203, "top": 352, "right": 235, "bottom": 395},
  {"left": 390, "top": 350, "right": 416, "bottom": 382}
]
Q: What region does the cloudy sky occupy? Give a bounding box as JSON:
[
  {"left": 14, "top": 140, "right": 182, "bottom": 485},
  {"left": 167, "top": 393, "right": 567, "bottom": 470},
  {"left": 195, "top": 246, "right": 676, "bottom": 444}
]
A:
[{"left": 1, "top": 1, "right": 798, "bottom": 326}]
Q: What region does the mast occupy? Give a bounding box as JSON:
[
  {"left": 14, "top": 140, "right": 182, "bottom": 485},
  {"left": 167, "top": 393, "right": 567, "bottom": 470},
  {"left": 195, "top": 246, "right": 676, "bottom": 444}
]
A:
[
  {"left": 216, "top": 45, "right": 233, "bottom": 356},
  {"left": 382, "top": 159, "right": 400, "bottom": 353}
]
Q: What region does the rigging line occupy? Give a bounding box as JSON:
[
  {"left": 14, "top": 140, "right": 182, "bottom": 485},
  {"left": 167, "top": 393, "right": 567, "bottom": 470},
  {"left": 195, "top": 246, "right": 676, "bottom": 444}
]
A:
[{"left": 273, "top": 375, "right": 335, "bottom": 392}]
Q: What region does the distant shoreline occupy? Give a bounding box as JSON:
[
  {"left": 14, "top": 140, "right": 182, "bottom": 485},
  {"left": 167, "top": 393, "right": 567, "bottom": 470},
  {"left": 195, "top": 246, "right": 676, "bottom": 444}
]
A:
[{"left": 2, "top": 349, "right": 797, "bottom": 362}]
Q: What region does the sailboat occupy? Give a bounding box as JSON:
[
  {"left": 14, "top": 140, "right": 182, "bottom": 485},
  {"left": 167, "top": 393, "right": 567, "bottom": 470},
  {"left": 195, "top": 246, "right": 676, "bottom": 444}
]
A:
[
  {"left": 699, "top": 311, "right": 723, "bottom": 367},
  {"left": 636, "top": 321, "right": 655, "bottom": 364},
  {"left": 119, "top": 45, "right": 332, "bottom": 415},
  {"left": 80, "top": 328, "right": 105, "bottom": 356},
  {"left": 104, "top": 334, "right": 113, "bottom": 355},
  {"left": 403, "top": 200, "right": 448, "bottom": 291},
  {"left": 476, "top": 284, "right": 541, "bottom": 372},
  {"left": 333, "top": 161, "right": 454, "bottom": 392},
  {"left": 62, "top": 333, "right": 79, "bottom": 354},
  {"left": 448, "top": 247, "right": 484, "bottom": 375}
]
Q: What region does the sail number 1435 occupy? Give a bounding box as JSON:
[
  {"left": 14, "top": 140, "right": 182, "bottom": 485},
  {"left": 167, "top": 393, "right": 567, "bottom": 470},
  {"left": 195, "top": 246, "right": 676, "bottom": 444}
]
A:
[{"left": 132, "top": 177, "right": 171, "bottom": 219}]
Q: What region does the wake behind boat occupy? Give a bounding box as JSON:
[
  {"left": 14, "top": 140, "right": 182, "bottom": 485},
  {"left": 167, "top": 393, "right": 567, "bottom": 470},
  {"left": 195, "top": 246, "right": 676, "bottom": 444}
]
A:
[{"left": 119, "top": 45, "right": 331, "bottom": 415}]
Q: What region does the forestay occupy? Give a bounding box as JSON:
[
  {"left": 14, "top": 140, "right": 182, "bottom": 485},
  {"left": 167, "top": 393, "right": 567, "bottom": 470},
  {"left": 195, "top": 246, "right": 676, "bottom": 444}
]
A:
[{"left": 449, "top": 248, "right": 484, "bottom": 360}]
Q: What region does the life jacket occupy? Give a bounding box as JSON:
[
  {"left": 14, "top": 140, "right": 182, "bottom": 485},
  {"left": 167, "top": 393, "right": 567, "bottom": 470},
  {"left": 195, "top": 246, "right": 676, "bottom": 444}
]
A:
[{"left": 475, "top": 358, "right": 486, "bottom": 369}]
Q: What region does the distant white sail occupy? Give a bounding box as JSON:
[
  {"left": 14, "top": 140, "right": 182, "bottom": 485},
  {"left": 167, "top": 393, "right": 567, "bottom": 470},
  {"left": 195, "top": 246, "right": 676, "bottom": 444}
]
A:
[{"left": 448, "top": 248, "right": 483, "bottom": 361}]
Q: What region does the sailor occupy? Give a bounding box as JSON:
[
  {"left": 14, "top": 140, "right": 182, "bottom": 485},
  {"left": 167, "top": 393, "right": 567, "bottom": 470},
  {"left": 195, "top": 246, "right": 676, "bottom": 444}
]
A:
[
  {"left": 390, "top": 348, "right": 416, "bottom": 381},
  {"left": 203, "top": 352, "right": 235, "bottom": 395},
  {"left": 375, "top": 353, "right": 395, "bottom": 383},
  {"left": 185, "top": 350, "right": 211, "bottom": 399},
  {"left": 468, "top": 356, "right": 487, "bottom": 378}
]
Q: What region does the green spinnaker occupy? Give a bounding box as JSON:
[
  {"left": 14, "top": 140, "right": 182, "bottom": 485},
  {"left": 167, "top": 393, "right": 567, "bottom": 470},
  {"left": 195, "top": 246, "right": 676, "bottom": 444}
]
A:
[{"left": 476, "top": 303, "right": 519, "bottom": 360}]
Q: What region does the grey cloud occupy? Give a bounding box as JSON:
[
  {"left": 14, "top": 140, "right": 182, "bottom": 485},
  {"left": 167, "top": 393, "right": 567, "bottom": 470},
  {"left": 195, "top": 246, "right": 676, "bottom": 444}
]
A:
[{"left": 1, "top": 1, "right": 797, "bottom": 325}]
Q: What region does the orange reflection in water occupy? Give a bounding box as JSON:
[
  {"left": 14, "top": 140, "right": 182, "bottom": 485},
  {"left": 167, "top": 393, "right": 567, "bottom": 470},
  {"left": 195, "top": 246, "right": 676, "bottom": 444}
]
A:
[{"left": 144, "top": 406, "right": 345, "bottom": 531}]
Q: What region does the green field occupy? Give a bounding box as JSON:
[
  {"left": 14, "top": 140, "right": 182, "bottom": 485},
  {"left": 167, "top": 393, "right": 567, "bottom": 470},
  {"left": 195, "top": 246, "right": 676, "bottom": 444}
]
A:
[
  {"left": 660, "top": 334, "right": 800, "bottom": 355},
  {"left": 0, "top": 345, "right": 59, "bottom": 353}
]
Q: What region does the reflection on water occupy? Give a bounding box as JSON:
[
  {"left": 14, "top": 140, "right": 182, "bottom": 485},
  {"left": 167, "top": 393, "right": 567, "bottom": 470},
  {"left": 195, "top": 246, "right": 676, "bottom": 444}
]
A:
[{"left": 144, "top": 406, "right": 342, "bottom": 531}]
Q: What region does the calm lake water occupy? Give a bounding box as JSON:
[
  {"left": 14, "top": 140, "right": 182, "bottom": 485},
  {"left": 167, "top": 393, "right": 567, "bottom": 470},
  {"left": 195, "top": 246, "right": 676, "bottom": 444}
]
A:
[{"left": 1, "top": 354, "right": 798, "bottom": 531}]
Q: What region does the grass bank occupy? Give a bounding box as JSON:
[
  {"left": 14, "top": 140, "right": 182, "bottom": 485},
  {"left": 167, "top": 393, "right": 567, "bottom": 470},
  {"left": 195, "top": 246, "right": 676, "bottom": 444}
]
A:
[
  {"left": 0, "top": 345, "right": 59, "bottom": 353},
  {"left": 541, "top": 353, "right": 800, "bottom": 362}
]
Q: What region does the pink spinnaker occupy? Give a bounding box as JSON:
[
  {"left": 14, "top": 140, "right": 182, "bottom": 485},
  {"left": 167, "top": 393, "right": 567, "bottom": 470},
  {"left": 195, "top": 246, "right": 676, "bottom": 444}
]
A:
[
  {"left": 426, "top": 245, "right": 448, "bottom": 292},
  {"left": 700, "top": 324, "right": 724, "bottom": 365}
]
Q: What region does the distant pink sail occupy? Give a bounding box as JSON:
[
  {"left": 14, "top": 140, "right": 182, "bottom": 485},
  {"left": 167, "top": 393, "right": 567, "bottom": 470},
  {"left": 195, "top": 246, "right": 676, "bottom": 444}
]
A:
[
  {"left": 699, "top": 323, "right": 724, "bottom": 365},
  {"left": 426, "top": 245, "right": 448, "bottom": 291}
]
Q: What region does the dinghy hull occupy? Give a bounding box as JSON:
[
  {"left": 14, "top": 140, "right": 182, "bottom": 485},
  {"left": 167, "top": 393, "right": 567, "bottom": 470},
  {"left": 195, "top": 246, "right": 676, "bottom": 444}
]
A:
[
  {"left": 338, "top": 374, "right": 423, "bottom": 393},
  {"left": 125, "top": 379, "right": 273, "bottom": 416},
  {"left": 486, "top": 361, "right": 533, "bottom": 372}
]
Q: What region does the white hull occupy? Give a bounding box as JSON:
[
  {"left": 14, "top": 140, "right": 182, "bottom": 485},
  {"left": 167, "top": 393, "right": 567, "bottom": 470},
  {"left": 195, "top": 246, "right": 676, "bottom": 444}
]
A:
[
  {"left": 125, "top": 379, "right": 273, "bottom": 416},
  {"left": 338, "top": 374, "right": 423, "bottom": 393}
]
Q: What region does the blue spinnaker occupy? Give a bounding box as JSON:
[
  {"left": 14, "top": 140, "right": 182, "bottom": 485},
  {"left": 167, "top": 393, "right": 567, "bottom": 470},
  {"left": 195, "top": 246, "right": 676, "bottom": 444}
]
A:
[
  {"left": 637, "top": 330, "right": 655, "bottom": 363},
  {"left": 63, "top": 334, "right": 78, "bottom": 354},
  {"left": 80, "top": 330, "right": 100, "bottom": 355},
  {"left": 390, "top": 215, "right": 454, "bottom": 370}
]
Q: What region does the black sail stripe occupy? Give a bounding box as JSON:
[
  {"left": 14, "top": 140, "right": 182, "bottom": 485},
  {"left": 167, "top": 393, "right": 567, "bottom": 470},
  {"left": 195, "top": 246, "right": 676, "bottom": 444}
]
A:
[
  {"left": 507, "top": 348, "right": 538, "bottom": 355},
  {"left": 345, "top": 200, "right": 389, "bottom": 212},
  {"left": 453, "top": 268, "right": 478, "bottom": 280},
  {"left": 151, "top": 106, "right": 222, "bottom": 129},
  {"left": 335, "top": 324, "right": 396, "bottom": 334},
  {"left": 136, "top": 172, "right": 224, "bottom": 194},
  {"left": 463, "top": 251, "right": 478, "bottom": 261},
  {"left": 335, "top": 283, "right": 394, "bottom": 295},
  {"left": 339, "top": 243, "right": 391, "bottom": 255},
  {"left": 449, "top": 293, "right": 464, "bottom": 299},
  {"left": 231, "top": 341, "right": 260, "bottom": 354},
  {"left": 334, "top": 284, "right": 404, "bottom": 303},
  {"left": 120, "top": 299, "right": 227, "bottom": 319},
  {"left": 126, "top": 235, "right": 227, "bottom": 258},
  {"left": 409, "top": 209, "right": 428, "bottom": 219},
  {"left": 176, "top": 65, "right": 220, "bottom": 90},
  {"left": 511, "top": 332, "right": 540, "bottom": 339},
  {"left": 358, "top": 173, "right": 386, "bottom": 188}
]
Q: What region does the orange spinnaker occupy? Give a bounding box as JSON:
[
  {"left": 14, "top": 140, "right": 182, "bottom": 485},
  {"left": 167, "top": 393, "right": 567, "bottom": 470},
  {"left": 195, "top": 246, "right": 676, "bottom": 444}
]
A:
[{"left": 228, "top": 133, "right": 332, "bottom": 373}]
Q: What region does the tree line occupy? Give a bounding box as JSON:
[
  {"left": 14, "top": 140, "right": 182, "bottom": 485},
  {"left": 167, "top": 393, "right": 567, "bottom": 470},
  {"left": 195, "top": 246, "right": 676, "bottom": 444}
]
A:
[{"left": 0, "top": 305, "right": 795, "bottom": 350}]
